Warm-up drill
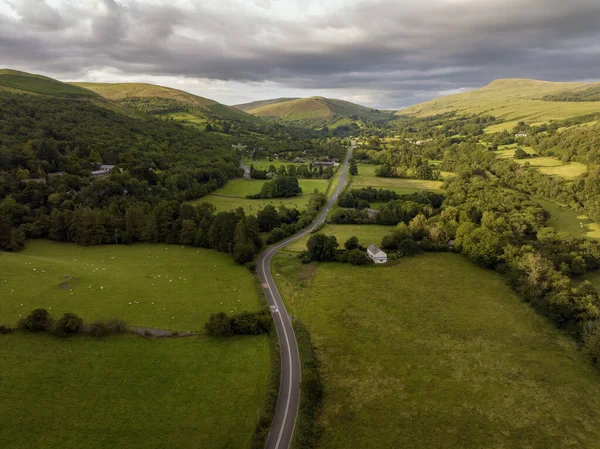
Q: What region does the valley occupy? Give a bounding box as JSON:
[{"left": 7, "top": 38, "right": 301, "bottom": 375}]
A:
[{"left": 2, "top": 68, "right": 600, "bottom": 449}]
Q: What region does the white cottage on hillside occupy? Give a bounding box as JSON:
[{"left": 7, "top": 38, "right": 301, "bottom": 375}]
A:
[{"left": 367, "top": 244, "right": 387, "bottom": 264}]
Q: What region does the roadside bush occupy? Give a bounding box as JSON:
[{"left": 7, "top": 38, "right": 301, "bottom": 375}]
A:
[
  {"left": 0, "top": 325, "right": 14, "bottom": 334},
  {"left": 230, "top": 311, "right": 271, "bottom": 334},
  {"left": 205, "top": 312, "right": 233, "bottom": 337},
  {"left": 52, "top": 313, "right": 83, "bottom": 337},
  {"left": 205, "top": 311, "right": 271, "bottom": 336},
  {"left": 18, "top": 308, "right": 53, "bottom": 332}
]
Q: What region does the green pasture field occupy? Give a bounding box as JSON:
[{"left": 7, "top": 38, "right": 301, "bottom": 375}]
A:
[
  {"left": 515, "top": 157, "right": 587, "bottom": 180},
  {"left": 493, "top": 144, "right": 537, "bottom": 158},
  {"left": 533, "top": 197, "right": 600, "bottom": 239},
  {"left": 352, "top": 164, "right": 444, "bottom": 193},
  {"left": 284, "top": 224, "right": 395, "bottom": 252},
  {"left": 0, "top": 240, "right": 263, "bottom": 331},
  {"left": 194, "top": 194, "right": 313, "bottom": 213},
  {"left": 0, "top": 332, "right": 269, "bottom": 449},
  {"left": 272, "top": 252, "right": 600, "bottom": 449},
  {"left": 194, "top": 177, "right": 333, "bottom": 213}
]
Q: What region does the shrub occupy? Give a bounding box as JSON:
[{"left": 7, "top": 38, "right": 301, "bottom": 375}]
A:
[
  {"left": 89, "top": 321, "right": 110, "bottom": 337},
  {"left": 344, "top": 236, "right": 359, "bottom": 250},
  {"left": 205, "top": 311, "right": 271, "bottom": 337},
  {"left": 106, "top": 319, "right": 127, "bottom": 334},
  {"left": 338, "top": 249, "right": 372, "bottom": 265},
  {"left": 18, "top": 308, "right": 53, "bottom": 332},
  {"left": 88, "top": 319, "right": 127, "bottom": 337},
  {"left": 0, "top": 325, "right": 14, "bottom": 334},
  {"left": 52, "top": 313, "right": 83, "bottom": 337},
  {"left": 230, "top": 311, "right": 271, "bottom": 334},
  {"left": 205, "top": 312, "right": 233, "bottom": 337}
]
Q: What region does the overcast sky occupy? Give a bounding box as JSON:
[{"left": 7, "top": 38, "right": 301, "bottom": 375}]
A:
[{"left": 1, "top": 0, "right": 599, "bottom": 109}]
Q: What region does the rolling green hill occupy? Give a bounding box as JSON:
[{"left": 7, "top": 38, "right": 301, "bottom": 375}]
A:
[
  {"left": 0, "top": 69, "right": 100, "bottom": 98},
  {"left": 74, "top": 82, "right": 259, "bottom": 125},
  {"left": 399, "top": 78, "right": 600, "bottom": 131},
  {"left": 234, "top": 97, "right": 300, "bottom": 112},
  {"left": 241, "top": 96, "right": 394, "bottom": 124}
]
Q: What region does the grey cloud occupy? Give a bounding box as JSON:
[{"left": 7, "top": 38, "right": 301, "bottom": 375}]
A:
[{"left": 1, "top": 0, "right": 600, "bottom": 108}]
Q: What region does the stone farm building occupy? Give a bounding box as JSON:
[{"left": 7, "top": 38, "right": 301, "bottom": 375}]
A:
[{"left": 367, "top": 244, "right": 388, "bottom": 264}]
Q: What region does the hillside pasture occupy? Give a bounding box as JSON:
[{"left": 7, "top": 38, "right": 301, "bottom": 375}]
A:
[
  {"left": 399, "top": 78, "right": 600, "bottom": 129},
  {"left": 284, "top": 224, "right": 395, "bottom": 252},
  {"left": 0, "top": 333, "right": 269, "bottom": 449},
  {"left": 515, "top": 157, "right": 587, "bottom": 180},
  {"left": 492, "top": 144, "right": 537, "bottom": 158},
  {"left": 273, "top": 252, "right": 600, "bottom": 449},
  {"left": 0, "top": 241, "right": 263, "bottom": 331}
]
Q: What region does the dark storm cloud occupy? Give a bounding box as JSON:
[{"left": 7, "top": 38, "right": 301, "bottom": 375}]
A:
[{"left": 1, "top": 0, "right": 600, "bottom": 108}]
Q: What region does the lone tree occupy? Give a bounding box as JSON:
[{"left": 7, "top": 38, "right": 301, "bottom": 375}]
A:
[
  {"left": 344, "top": 236, "right": 360, "bottom": 250},
  {"left": 306, "top": 233, "right": 338, "bottom": 262},
  {"left": 349, "top": 161, "right": 358, "bottom": 175}
]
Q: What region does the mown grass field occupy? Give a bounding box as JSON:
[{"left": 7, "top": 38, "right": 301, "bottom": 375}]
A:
[
  {"left": 352, "top": 164, "right": 444, "bottom": 193},
  {"left": 533, "top": 197, "right": 600, "bottom": 239},
  {"left": 0, "top": 240, "right": 263, "bottom": 331},
  {"left": 195, "top": 177, "right": 333, "bottom": 212},
  {"left": 273, "top": 252, "right": 600, "bottom": 449},
  {"left": 0, "top": 333, "right": 269, "bottom": 449},
  {"left": 284, "top": 224, "right": 395, "bottom": 252}
]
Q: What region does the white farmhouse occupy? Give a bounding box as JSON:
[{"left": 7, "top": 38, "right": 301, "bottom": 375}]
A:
[{"left": 367, "top": 244, "right": 387, "bottom": 264}]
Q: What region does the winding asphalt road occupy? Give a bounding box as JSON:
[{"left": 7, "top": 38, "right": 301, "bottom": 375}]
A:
[{"left": 257, "top": 141, "right": 354, "bottom": 449}]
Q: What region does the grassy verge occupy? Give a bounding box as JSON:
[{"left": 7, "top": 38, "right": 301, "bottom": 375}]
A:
[
  {"left": 291, "top": 320, "right": 324, "bottom": 449},
  {"left": 250, "top": 329, "right": 282, "bottom": 449}
]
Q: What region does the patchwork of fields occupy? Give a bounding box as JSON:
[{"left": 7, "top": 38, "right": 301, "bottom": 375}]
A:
[
  {"left": 0, "top": 241, "right": 270, "bottom": 449},
  {"left": 273, "top": 252, "right": 600, "bottom": 449}
]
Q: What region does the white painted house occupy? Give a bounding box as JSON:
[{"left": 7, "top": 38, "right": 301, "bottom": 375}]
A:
[{"left": 367, "top": 244, "right": 388, "bottom": 264}]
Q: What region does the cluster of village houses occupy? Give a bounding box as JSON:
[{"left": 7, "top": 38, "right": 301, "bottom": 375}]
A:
[{"left": 23, "top": 165, "right": 117, "bottom": 184}]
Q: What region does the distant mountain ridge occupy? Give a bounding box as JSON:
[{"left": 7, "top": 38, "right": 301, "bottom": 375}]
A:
[
  {"left": 398, "top": 78, "right": 600, "bottom": 129},
  {"left": 234, "top": 98, "right": 300, "bottom": 112},
  {"left": 73, "top": 82, "right": 259, "bottom": 124},
  {"left": 236, "top": 96, "right": 394, "bottom": 125}
]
